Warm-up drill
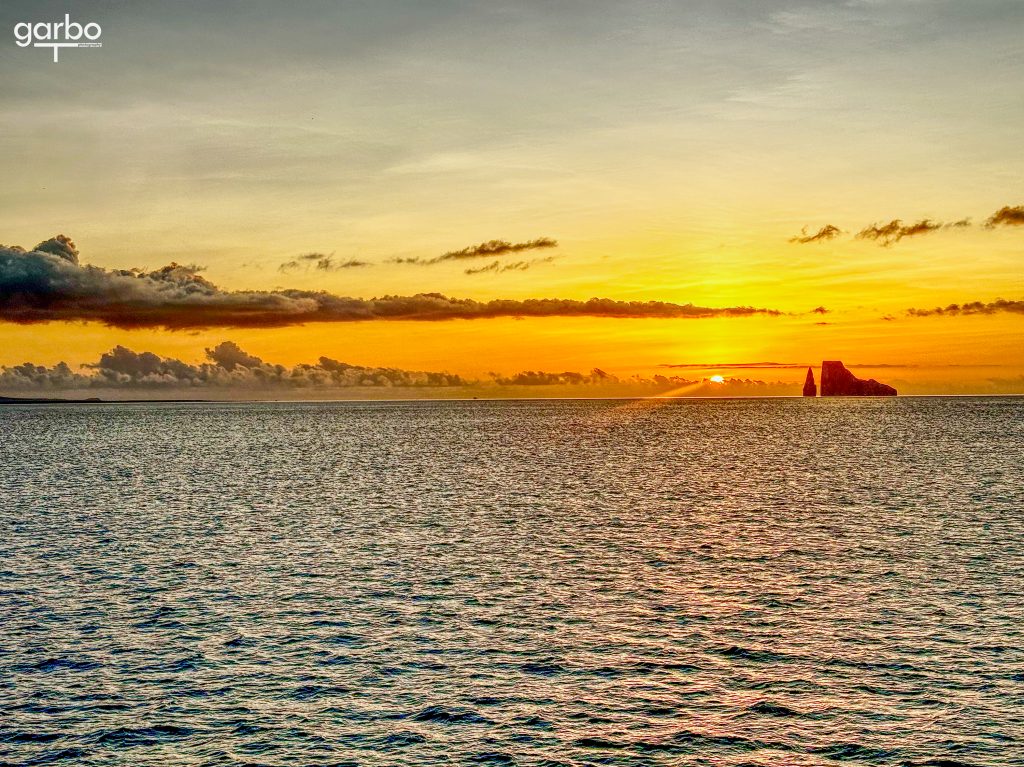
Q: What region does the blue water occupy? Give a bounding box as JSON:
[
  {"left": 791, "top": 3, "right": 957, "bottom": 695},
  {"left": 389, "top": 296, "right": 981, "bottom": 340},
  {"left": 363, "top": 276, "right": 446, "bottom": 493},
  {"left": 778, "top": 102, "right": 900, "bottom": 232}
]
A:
[{"left": 1, "top": 398, "right": 1022, "bottom": 766}]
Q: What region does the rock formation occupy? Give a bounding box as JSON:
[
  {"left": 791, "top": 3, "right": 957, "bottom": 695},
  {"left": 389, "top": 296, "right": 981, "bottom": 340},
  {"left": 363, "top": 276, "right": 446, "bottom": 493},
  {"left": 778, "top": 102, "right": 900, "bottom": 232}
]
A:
[
  {"left": 819, "top": 360, "right": 896, "bottom": 396},
  {"left": 802, "top": 367, "right": 817, "bottom": 397}
]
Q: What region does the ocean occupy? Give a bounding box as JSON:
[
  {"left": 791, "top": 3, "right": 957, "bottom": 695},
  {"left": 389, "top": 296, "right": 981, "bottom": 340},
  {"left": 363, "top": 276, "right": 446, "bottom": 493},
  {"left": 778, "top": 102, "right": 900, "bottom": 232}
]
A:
[{"left": 1, "top": 398, "right": 1022, "bottom": 766}]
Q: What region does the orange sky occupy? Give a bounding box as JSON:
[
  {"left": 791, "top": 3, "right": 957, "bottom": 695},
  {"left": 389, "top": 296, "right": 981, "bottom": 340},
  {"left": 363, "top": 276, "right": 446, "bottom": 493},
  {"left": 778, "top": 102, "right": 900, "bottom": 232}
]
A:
[{"left": 0, "top": 2, "right": 1021, "bottom": 395}]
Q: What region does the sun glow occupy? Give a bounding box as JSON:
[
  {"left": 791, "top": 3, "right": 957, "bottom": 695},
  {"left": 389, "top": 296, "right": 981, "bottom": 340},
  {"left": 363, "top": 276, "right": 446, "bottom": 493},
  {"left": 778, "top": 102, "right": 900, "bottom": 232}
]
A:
[{"left": 710, "top": 375, "right": 725, "bottom": 383}]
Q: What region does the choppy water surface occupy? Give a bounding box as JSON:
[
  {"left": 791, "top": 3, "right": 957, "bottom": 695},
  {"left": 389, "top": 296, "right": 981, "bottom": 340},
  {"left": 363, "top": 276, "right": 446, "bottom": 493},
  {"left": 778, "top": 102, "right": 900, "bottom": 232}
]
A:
[{"left": 1, "top": 397, "right": 1022, "bottom": 766}]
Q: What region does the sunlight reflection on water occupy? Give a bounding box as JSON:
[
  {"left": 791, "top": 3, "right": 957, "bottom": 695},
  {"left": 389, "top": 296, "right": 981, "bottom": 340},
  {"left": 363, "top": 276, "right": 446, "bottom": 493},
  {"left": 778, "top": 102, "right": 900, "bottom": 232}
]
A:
[{"left": 1, "top": 398, "right": 1022, "bottom": 766}]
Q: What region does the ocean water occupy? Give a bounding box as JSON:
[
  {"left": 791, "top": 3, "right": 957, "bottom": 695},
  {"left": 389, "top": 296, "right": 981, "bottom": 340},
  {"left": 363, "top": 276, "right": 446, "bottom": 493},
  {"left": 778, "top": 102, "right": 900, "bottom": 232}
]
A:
[{"left": 1, "top": 397, "right": 1022, "bottom": 767}]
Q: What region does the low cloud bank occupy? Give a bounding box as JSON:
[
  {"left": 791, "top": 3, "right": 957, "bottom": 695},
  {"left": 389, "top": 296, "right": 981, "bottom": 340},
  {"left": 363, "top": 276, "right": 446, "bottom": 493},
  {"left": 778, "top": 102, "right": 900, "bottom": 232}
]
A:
[
  {"left": 0, "top": 342, "right": 466, "bottom": 390},
  {"left": 0, "top": 342, "right": 795, "bottom": 396},
  {"left": 490, "top": 368, "right": 617, "bottom": 386},
  {"left": 0, "top": 235, "right": 783, "bottom": 330}
]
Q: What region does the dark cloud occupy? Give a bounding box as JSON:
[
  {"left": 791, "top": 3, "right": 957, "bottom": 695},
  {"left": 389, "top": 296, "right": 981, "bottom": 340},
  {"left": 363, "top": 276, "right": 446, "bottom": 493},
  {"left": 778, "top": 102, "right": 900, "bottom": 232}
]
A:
[
  {"left": 789, "top": 215, "right": 981, "bottom": 246},
  {"left": 0, "top": 361, "right": 89, "bottom": 389},
  {"left": 985, "top": 205, "right": 1024, "bottom": 228},
  {"left": 811, "top": 306, "right": 829, "bottom": 314},
  {"left": 856, "top": 219, "right": 944, "bottom": 245},
  {"left": 0, "top": 235, "right": 784, "bottom": 330},
  {"left": 442, "top": 237, "right": 557, "bottom": 260},
  {"left": 279, "top": 252, "right": 370, "bottom": 273},
  {"left": 464, "top": 256, "right": 556, "bottom": 275},
  {"left": 907, "top": 299, "right": 1024, "bottom": 317},
  {"left": 789, "top": 224, "right": 843, "bottom": 244},
  {"left": 393, "top": 237, "right": 558, "bottom": 266},
  {"left": 33, "top": 234, "right": 80, "bottom": 262},
  {"left": 316, "top": 255, "right": 370, "bottom": 271},
  {"left": 0, "top": 342, "right": 466, "bottom": 390}
]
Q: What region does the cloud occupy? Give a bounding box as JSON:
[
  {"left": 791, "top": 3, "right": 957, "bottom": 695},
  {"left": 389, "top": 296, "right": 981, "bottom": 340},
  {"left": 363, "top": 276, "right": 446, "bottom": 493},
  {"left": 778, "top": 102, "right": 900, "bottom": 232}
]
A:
[
  {"left": 464, "top": 256, "right": 556, "bottom": 275},
  {"left": 1, "top": 344, "right": 805, "bottom": 397},
  {"left": 279, "top": 252, "right": 370, "bottom": 272},
  {"left": 316, "top": 255, "right": 370, "bottom": 271},
  {"left": 33, "top": 234, "right": 79, "bottom": 262},
  {"left": 0, "top": 342, "right": 467, "bottom": 390},
  {"left": 393, "top": 237, "right": 558, "bottom": 265},
  {"left": 490, "top": 368, "right": 617, "bottom": 386},
  {"left": 985, "top": 205, "right": 1024, "bottom": 228},
  {"left": 907, "top": 298, "right": 1024, "bottom": 317},
  {"left": 0, "top": 235, "right": 784, "bottom": 329},
  {"left": 789, "top": 224, "right": 843, "bottom": 244},
  {"left": 856, "top": 219, "right": 944, "bottom": 245},
  {"left": 787, "top": 214, "right": 988, "bottom": 246},
  {"left": 0, "top": 361, "right": 91, "bottom": 389}
]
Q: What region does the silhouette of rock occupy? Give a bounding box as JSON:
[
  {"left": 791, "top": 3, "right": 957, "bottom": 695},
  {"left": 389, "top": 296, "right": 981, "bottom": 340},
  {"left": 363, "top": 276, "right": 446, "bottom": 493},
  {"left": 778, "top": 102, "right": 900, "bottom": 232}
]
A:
[
  {"left": 820, "top": 361, "right": 896, "bottom": 396},
  {"left": 802, "top": 367, "right": 817, "bottom": 397}
]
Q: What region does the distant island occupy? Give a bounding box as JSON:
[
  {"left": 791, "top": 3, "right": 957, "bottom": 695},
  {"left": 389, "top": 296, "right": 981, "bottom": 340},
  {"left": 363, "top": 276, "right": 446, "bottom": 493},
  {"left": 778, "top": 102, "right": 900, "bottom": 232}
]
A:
[{"left": 802, "top": 361, "right": 897, "bottom": 397}]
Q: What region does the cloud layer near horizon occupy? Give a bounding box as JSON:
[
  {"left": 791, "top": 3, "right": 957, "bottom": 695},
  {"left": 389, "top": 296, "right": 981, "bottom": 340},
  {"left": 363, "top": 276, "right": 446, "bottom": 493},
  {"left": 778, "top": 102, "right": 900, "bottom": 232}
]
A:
[
  {"left": 0, "top": 341, "right": 467, "bottom": 390},
  {"left": 0, "top": 236, "right": 783, "bottom": 330},
  {"left": 0, "top": 341, "right": 782, "bottom": 393}
]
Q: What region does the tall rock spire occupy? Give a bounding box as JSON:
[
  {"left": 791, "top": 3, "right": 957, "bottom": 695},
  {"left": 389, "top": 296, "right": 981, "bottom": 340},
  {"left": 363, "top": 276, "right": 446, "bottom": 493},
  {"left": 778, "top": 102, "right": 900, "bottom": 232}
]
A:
[{"left": 802, "top": 367, "right": 817, "bottom": 397}]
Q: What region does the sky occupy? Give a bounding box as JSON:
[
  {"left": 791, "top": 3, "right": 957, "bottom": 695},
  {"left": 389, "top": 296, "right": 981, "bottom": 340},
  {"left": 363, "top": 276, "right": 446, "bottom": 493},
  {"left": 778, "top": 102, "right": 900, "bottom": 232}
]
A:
[{"left": 1, "top": 0, "right": 1022, "bottom": 395}]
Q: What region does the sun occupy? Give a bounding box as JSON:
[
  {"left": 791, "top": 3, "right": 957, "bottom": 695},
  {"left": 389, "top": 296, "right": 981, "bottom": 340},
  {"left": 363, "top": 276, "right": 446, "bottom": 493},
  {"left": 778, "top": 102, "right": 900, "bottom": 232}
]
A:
[{"left": 710, "top": 375, "right": 725, "bottom": 383}]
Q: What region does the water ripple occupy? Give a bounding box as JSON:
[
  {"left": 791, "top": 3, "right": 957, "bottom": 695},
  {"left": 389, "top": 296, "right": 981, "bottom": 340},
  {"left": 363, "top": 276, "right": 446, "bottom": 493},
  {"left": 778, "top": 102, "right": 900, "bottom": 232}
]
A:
[{"left": 0, "top": 398, "right": 1022, "bottom": 765}]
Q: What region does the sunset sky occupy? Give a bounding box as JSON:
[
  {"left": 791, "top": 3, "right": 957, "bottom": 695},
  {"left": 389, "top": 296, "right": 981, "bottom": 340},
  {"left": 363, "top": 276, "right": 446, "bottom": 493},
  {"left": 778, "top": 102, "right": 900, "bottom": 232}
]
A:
[{"left": 1, "top": 0, "right": 1022, "bottom": 394}]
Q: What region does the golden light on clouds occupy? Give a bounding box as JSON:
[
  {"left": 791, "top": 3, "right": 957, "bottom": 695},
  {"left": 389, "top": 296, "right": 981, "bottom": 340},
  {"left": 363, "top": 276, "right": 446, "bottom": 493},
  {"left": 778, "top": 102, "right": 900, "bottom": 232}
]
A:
[{"left": 0, "top": 2, "right": 1021, "bottom": 395}]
